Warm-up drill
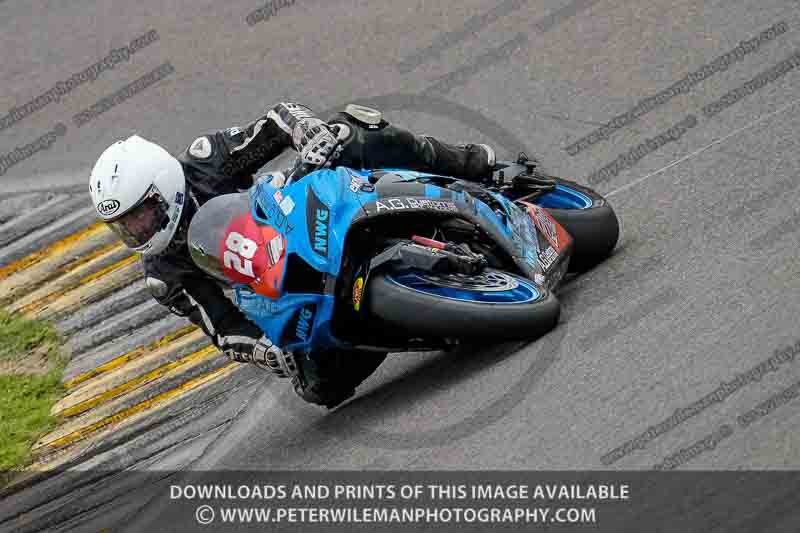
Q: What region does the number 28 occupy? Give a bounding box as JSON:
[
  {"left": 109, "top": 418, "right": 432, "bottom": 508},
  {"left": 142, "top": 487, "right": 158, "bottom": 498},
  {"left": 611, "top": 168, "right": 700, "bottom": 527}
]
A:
[{"left": 223, "top": 232, "right": 257, "bottom": 277}]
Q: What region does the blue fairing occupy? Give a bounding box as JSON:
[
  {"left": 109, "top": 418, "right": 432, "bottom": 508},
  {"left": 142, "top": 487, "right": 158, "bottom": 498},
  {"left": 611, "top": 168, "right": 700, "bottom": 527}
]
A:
[
  {"left": 231, "top": 166, "right": 584, "bottom": 353},
  {"left": 234, "top": 167, "right": 369, "bottom": 354}
]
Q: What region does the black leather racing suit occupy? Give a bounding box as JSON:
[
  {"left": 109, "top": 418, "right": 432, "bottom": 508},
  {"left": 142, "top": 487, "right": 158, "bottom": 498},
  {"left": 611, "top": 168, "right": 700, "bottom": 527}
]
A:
[{"left": 142, "top": 102, "right": 494, "bottom": 408}]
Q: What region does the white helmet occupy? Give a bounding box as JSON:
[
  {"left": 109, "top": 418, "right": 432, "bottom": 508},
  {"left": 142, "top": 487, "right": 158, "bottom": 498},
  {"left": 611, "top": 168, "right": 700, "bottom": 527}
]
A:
[{"left": 89, "top": 135, "right": 186, "bottom": 256}]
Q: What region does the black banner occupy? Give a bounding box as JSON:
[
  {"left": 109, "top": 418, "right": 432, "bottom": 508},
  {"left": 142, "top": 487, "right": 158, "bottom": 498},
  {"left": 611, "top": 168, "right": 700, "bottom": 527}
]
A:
[{"left": 2, "top": 471, "right": 800, "bottom": 532}]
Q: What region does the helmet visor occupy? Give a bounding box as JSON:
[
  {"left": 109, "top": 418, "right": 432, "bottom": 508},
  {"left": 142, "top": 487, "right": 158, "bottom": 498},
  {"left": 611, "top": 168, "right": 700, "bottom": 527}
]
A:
[{"left": 107, "top": 185, "right": 171, "bottom": 249}]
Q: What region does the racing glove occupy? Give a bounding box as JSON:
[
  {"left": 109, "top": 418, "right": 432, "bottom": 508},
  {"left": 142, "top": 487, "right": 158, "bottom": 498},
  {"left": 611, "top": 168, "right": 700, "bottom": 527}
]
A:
[
  {"left": 293, "top": 118, "right": 341, "bottom": 166},
  {"left": 252, "top": 336, "right": 300, "bottom": 378},
  {"left": 219, "top": 333, "right": 299, "bottom": 379},
  {"left": 266, "top": 102, "right": 349, "bottom": 167}
]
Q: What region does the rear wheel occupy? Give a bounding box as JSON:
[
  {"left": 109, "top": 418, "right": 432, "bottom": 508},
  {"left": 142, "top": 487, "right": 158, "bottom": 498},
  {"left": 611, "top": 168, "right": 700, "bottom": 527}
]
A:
[
  {"left": 365, "top": 269, "right": 560, "bottom": 341},
  {"left": 534, "top": 178, "right": 619, "bottom": 272}
]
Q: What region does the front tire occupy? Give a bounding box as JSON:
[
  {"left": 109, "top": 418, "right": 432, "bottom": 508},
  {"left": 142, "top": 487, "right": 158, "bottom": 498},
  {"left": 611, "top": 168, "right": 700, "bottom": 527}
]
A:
[{"left": 365, "top": 269, "right": 560, "bottom": 341}]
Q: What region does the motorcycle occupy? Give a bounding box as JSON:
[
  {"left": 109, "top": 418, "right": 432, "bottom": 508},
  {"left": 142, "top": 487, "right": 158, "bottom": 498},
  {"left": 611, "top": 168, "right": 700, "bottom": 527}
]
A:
[{"left": 187, "top": 151, "right": 619, "bottom": 355}]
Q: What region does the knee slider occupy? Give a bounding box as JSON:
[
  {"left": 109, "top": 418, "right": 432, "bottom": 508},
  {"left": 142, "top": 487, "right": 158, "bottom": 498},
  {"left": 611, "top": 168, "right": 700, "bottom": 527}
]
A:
[{"left": 342, "top": 104, "right": 384, "bottom": 130}]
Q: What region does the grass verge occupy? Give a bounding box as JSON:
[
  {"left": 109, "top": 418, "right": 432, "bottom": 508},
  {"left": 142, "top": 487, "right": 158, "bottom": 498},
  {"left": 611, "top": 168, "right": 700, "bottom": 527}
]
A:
[{"left": 0, "top": 310, "right": 65, "bottom": 479}]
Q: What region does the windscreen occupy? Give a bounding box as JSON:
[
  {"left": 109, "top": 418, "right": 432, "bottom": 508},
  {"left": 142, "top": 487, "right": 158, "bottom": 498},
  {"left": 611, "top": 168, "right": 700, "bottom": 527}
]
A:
[{"left": 188, "top": 192, "right": 287, "bottom": 298}]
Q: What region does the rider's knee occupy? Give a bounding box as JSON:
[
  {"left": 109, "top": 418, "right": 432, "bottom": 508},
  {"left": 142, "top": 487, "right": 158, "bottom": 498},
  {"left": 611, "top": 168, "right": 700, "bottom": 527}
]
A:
[
  {"left": 330, "top": 104, "right": 386, "bottom": 131},
  {"left": 291, "top": 349, "right": 388, "bottom": 408},
  {"left": 292, "top": 377, "right": 355, "bottom": 409}
]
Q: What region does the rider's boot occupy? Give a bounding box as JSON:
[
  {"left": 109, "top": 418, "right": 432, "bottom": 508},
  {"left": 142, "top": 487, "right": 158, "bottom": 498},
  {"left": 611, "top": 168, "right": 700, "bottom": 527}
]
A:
[{"left": 421, "top": 137, "right": 496, "bottom": 183}]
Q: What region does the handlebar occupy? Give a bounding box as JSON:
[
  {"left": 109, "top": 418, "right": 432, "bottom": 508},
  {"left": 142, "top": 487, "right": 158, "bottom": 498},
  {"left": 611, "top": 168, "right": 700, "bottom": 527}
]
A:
[{"left": 284, "top": 158, "right": 320, "bottom": 184}]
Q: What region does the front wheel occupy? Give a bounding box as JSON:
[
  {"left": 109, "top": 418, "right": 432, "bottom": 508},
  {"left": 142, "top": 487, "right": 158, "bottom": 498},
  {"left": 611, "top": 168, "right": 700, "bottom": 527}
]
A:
[{"left": 365, "top": 269, "right": 560, "bottom": 341}]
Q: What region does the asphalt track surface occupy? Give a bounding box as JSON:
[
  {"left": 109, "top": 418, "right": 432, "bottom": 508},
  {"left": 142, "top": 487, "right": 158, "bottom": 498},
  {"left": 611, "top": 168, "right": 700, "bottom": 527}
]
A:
[{"left": 1, "top": 0, "right": 800, "bottom": 529}]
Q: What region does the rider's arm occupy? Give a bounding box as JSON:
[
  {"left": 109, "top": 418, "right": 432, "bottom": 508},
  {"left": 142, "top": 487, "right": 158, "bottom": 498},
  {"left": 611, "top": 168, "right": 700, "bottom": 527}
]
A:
[
  {"left": 179, "top": 103, "right": 341, "bottom": 193},
  {"left": 216, "top": 102, "right": 339, "bottom": 179},
  {"left": 143, "top": 257, "right": 264, "bottom": 362},
  {"left": 144, "top": 257, "right": 298, "bottom": 378}
]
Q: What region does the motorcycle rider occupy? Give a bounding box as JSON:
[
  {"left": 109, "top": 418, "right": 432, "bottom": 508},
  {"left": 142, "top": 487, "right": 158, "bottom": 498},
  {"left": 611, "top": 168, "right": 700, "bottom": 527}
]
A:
[{"left": 89, "top": 102, "right": 496, "bottom": 408}]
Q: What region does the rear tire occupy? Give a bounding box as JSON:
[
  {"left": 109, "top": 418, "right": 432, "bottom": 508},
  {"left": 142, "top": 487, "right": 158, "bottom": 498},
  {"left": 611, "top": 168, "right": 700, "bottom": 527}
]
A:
[
  {"left": 537, "top": 178, "right": 620, "bottom": 272},
  {"left": 365, "top": 269, "right": 560, "bottom": 341}
]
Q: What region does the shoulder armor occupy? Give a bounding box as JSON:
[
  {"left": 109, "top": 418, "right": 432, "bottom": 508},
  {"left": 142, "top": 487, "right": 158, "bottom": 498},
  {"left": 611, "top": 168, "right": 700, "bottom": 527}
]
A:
[
  {"left": 145, "top": 276, "right": 169, "bottom": 299},
  {"left": 187, "top": 136, "right": 214, "bottom": 160}
]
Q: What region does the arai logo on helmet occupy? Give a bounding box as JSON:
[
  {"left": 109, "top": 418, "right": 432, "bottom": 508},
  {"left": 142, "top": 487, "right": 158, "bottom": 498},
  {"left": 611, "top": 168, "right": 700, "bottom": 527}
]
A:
[{"left": 97, "top": 199, "right": 120, "bottom": 216}]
